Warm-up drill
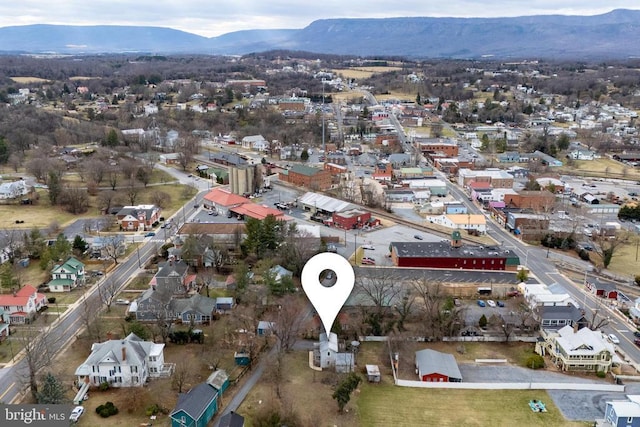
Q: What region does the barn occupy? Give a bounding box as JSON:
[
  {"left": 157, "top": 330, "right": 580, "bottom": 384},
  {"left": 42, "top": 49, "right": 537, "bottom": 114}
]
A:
[
  {"left": 415, "top": 349, "right": 462, "bottom": 382},
  {"left": 585, "top": 276, "right": 618, "bottom": 300}
]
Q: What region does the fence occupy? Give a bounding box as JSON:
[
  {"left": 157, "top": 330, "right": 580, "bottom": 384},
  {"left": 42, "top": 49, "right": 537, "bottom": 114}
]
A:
[{"left": 395, "top": 379, "right": 624, "bottom": 392}]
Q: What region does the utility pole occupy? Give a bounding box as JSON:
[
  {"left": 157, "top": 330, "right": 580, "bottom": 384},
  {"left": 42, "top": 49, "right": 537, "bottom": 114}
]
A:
[{"left": 322, "top": 79, "right": 326, "bottom": 164}]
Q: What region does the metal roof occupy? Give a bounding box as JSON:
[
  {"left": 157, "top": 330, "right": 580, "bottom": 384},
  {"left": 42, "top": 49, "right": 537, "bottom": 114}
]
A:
[
  {"left": 415, "top": 349, "right": 462, "bottom": 380},
  {"left": 298, "top": 192, "right": 353, "bottom": 213}
]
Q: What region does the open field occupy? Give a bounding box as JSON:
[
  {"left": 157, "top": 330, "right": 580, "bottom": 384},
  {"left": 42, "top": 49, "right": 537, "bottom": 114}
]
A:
[
  {"left": 358, "top": 384, "right": 588, "bottom": 427},
  {"left": 239, "top": 350, "right": 358, "bottom": 427},
  {"left": 69, "top": 76, "right": 97, "bottom": 81},
  {"left": 603, "top": 237, "right": 640, "bottom": 279},
  {"left": 332, "top": 66, "right": 402, "bottom": 80},
  {"left": 562, "top": 158, "right": 640, "bottom": 180},
  {"left": 10, "top": 77, "right": 51, "bottom": 84},
  {"left": 0, "top": 198, "right": 78, "bottom": 229}
]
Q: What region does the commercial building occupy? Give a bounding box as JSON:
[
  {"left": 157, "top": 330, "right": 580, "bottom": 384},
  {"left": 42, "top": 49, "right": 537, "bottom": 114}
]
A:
[{"left": 279, "top": 164, "right": 332, "bottom": 190}]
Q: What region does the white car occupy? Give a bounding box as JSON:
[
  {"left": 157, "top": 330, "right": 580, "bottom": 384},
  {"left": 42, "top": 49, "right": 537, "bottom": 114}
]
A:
[
  {"left": 608, "top": 334, "right": 620, "bottom": 344},
  {"left": 69, "top": 406, "right": 84, "bottom": 423},
  {"left": 362, "top": 245, "right": 375, "bottom": 250},
  {"left": 486, "top": 300, "right": 496, "bottom": 307}
]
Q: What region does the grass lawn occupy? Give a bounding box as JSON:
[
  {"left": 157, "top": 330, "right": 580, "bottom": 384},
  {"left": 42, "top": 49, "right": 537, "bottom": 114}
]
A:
[
  {"left": 0, "top": 199, "right": 77, "bottom": 229},
  {"left": 562, "top": 158, "right": 640, "bottom": 180},
  {"left": 332, "top": 67, "right": 402, "bottom": 80},
  {"left": 602, "top": 238, "right": 640, "bottom": 279},
  {"left": 358, "top": 383, "right": 587, "bottom": 427}
]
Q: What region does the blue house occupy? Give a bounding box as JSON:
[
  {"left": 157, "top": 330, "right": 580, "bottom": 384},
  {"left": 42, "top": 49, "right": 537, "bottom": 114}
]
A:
[
  {"left": 444, "top": 203, "right": 468, "bottom": 214},
  {"left": 602, "top": 395, "right": 640, "bottom": 427},
  {"left": 215, "top": 297, "right": 234, "bottom": 313},
  {"left": 234, "top": 351, "right": 250, "bottom": 366},
  {"left": 170, "top": 383, "right": 219, "bottom": 427}
]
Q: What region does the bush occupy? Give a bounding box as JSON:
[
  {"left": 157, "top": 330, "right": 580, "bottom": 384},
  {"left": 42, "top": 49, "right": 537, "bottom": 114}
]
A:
[
  {"left": 47, "top": 297, "right": 56, "bottom": 304},
  {"left": 596, "top": 370, "right": 606, "bottom": 378},
  {"left": 96, "top": 401, "right": 118, "bottom": 418},
  {"left": 99, "top": 381, "right": 110, "bottom": 391},
  {"left": 578, "top": 249, "right": 590, "bottom": 261},
  {"left": 146, "top": 404, "right": 161, "bottom": 417},
  {"left": 525, "top": 354, "right": 545, "bottom": 369}
]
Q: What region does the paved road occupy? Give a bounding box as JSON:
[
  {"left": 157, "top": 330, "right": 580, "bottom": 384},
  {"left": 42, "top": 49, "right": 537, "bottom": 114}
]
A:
[{"left": 0, "top": 167, "right": 205, "bottom": 404}]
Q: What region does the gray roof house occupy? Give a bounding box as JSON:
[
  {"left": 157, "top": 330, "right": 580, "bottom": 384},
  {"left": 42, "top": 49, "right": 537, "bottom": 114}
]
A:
[
  {"left": 387, "top": 153, "right": 412, "bottom": 167},
  {"left": 152, "top": 260, "right": 196, "bottom": 297},
  {"left": 415, "top": 349, "right": 462, "bottom": 382},
  {"left": 170, "top": 383, "right": 219, "bottom": 427},
  {"left": 170, "top": 294, "right": 216, "bottom": 325},
  {"left": 219, "top": 411, "right": 245, "bottom": 427},
  {"left": 538, "top": 304, "right": 588, "bottom": 330},
  {"left": 74, "top": 333, "right": 173, "bottom": 388}
]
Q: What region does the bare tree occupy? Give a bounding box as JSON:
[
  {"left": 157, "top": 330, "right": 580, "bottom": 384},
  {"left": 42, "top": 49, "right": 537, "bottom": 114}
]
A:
[
  {"left": 60, "top": 186, "right": 89, "bottom": 214},
  {"left": 411, "top": 278, "right": 464, "bottom": 340},
  {"left": 271, "top": 295, "right": 306, "bottom": 352},
  {"left": 78, "top": 295, "right": 104, "bottom": 342},
  {"left": 126, "top": 178, "right": 140, "bottom": 205},
  {"left": 98, "top": 276, "right": 120, "bottom": 312},
  {"left": 97, "top": 190, "right": 117, "bottom": 214},
  {"left": 354, "top": 268, "right": 402, "bottom": 335},
  {"left": 172, "top": 360, "right": 192, "bottom": 393},
  {"left": 586, "top": 298, "right": 610, "bottom": 330},
  {"left": 149, "top": 190, "right": 172, "bottom": 209},
  {"left": 177, "top": 136, "right": 199, "bottom": 171},
  {"left": 101, "top": 235, "right": 124, "bottom": 265},
  {"left": 15, "top": 326, "right": 56, "bottom": 401}
]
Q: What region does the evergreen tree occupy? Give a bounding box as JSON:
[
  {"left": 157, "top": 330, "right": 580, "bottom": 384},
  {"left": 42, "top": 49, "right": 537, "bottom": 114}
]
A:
[
  {"left": 332, "top": 373, "right": 361, "bottom": 412},
  {"left": 0, "top": 262, "right": 18, "bottom": 290},
  {"left": 48, "top": 171, "right": 61, "bottom": 205},
  {"left": 0, "top": 136, "right": 9, "bottom": 164},
  {"left": 72, "top": 235, "right": 88, "bottom": 257},
  {"left": 37, "top": 372, "right": 67, "bottom": 404},
  {"left": 300, "top": 148, "right": 309, "bottom": 162}
]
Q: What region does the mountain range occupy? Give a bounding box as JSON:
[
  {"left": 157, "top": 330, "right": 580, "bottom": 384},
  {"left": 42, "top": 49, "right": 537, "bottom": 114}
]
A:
[{"left": 1, "top": 9, "right": 640, "bottom": 59}]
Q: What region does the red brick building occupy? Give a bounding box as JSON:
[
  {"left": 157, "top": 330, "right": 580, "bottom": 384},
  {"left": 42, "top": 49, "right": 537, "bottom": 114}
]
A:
[
  {"left": 331, "top": 209, "right": 380, "bottom": 230},
  {"left": 419, "top": 141, "right": 459, "bottom": 158},
  {"left": 504, "top": 191, "right": 555, "bottom": 211},
  {"left": 279, "top": 164, "right": 332, "bottom": 190}
]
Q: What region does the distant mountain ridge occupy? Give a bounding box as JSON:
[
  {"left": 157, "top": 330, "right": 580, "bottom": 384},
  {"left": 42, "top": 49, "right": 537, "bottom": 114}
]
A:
[{"left": 1, "top": 9, "right": 640, "bottom": 59}]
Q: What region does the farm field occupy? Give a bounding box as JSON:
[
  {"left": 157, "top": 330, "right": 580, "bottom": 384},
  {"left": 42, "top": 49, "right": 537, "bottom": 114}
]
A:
[{"left": 332, "top": 66, "right": 402, "bottom": 80}]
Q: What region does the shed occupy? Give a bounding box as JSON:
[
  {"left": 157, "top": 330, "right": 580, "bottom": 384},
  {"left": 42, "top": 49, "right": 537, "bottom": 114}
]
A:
[
  {"left": 206, "top": 369, "right": 230, "bottom": 394},
  {"left": 215, "top": 297, "right": 235, "bottom": 313},
  {"left": 366, "top": 364, "right": 381, "bottom": 383},
  {"left": 234, "top": 351, "right": 250, "bottom": 366},
  {"left": 415, "top": 349, "right": 462, "bottom": 382},
  {"left": 257, "top": 321, "right": 275, "bottom": 337}
]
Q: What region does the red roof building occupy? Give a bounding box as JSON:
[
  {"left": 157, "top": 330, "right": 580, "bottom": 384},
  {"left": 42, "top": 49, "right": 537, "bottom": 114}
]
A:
[
  {"left": 0, "top": 285, "right": 47, "bottom": 324},
  {"left": 203, "top": 188, "right": 250, "bottom": 214},
  {"left": 231, "top": 203, "right": 287, "bottom": 221}
]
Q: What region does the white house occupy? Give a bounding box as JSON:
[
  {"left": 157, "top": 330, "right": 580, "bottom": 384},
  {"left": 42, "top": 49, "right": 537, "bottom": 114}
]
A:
[
  {"left": 536, "top": 325, "right": 615, "bottom": 373},
  {"left": 569, "top": 149, "right": 596, "bottom": 161},
  {"left": 0, "top": 285, "right": 47, "bottom": 324},
  {"left": 313, "top": 332, "right": 354, "bottom": 373},
  {"left": 74, "top": 333, "right": 174, "bottom": 388},
  {"left": 241, "top": 134, "right": 268, "bottom": 151},
  {"left": 518, "top": 282, "right": 576, "bottom": 309},
  {"left": 0, "top": 180, "right": 29, "bottom": 200}
]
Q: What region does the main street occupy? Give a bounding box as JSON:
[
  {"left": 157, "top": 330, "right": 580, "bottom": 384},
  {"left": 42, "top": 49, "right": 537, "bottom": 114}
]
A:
[{"left": 374, "top": 91, "right": 640, "bottom": 365}]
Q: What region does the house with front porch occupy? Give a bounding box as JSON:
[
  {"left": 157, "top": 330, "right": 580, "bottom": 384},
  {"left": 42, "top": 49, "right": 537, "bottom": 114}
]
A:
[
  {"left": 47, "top": 256, "right": 85, "bottom": 292},
  {"left": 74, "top": 333, "right": 174, "bottom": 388},
  {"left": 536, "top": 325, "right": 615, "bottom": 373},
  {"left": 0, "top": 285, "right": 47, "bottom": 324},
  {"left": 0, "top": 308, "right": 9, "bottom": 339}
]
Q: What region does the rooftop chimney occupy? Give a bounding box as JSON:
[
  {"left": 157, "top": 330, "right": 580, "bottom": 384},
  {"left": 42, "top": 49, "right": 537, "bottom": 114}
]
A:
[{"left": 121, "top": 346, "right": 126, "bottom": 361}]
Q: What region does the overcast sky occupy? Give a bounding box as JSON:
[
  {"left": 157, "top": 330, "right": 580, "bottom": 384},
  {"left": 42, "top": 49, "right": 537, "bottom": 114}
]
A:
[{"left": 1, "top": 1, "right": 638, "bottom": 37}]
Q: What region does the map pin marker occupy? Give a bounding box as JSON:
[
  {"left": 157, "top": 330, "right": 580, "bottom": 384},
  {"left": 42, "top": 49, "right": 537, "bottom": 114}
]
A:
[{"left": 301, "top": 252, "right": 355, "bottom": 336}]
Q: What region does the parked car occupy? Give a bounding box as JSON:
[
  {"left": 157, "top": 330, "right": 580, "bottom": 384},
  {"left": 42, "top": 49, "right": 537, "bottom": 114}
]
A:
[
  {"left": 69, "top": 406, "right": 84, "bottom": 423},
  {"left": 413, "top": 234, "right": 423, "bottom": 240},
  {"left": 634, "top": 331, "right": 640, "bottom": 338},
  {"left": 486, "top": 300, "right": 496, "bottom": 307},
  {"left": 115, "top": 299, "right": 129, "bottom": 305},
  {"left": 477, "top": 300, "right": 486, "bottom": 307},
  {"left": 362, "top": 245, "right": 375, "bottom": 250},
  {"left": 497, "top": 301, "right": 505, "bottom": 307},
  {"left": 327, "top": 244, "right": 338, "bottom": 253},
  {"left": 361, "top": 257, "right": 376, "bottom": 265},
  {"left": 608, "top": 334, "right": 620, "bottom": 344},
  {"left": 144, "top": 232, "right": 155, "bottom": 237},
  {"left": 635, "top": 339, "right": 640, "bottom": 347}
]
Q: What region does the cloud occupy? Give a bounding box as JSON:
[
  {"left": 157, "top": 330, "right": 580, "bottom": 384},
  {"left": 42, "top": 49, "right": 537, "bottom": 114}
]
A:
[{"left": 0, "top": 1, "right": 638, "bottom": 37}]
